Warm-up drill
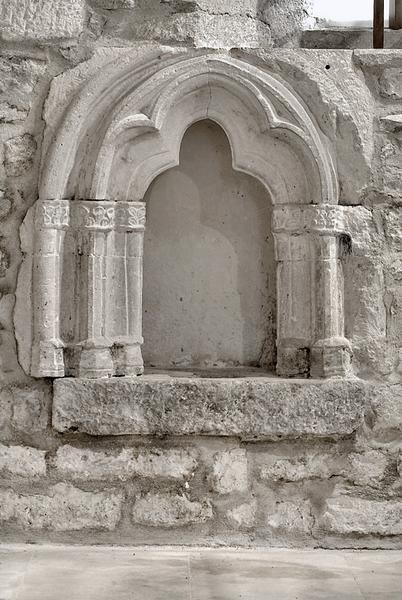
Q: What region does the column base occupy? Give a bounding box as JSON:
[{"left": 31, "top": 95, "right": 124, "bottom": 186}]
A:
[
  {"left": 311, "top": 337, "right": 353, "bottom": 378},
  {"left": 276, "top": 343, "right": 310, "bottom": 378},
  {"left": 31, "top": 341, "right": 65, "bottom": 378},
  {"left": 77, "top": 341, "right": 114, "bottom": 379},
  {"left": 112, "top": 343, "right": 144, "bottom": 376}
]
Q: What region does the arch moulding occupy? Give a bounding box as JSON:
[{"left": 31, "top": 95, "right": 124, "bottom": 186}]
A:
[{"left": 21, "top": 49, "right": 354, "bottom": 380}]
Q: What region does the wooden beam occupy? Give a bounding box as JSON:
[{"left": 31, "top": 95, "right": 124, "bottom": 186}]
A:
[
  {"left": 374, "top": 0, "right": 385, "bottom": 48},
  {"left": 390, "top": 0, "right": 402, "bottom": 29}
]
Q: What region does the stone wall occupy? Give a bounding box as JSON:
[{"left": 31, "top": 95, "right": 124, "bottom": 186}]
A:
[
  {"left": 0, "top": 0, "right": 401, "bottom": 548},
  {"left": 1, "top": 378, "right": 402, "bottom": 547}
]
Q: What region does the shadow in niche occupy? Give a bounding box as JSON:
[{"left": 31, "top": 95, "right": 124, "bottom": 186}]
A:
[{"left": 142, "top": 120, "right": 277, "bottom": 373}]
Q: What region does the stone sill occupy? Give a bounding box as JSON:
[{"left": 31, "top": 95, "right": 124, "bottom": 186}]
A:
[{"left": 52, "top": 372, "right": 367, "bottom": 440}]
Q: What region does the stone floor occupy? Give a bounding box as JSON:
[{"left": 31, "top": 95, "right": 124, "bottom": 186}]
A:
[{"left": 1, "top": 546, "right": 402, "bottom": 599}]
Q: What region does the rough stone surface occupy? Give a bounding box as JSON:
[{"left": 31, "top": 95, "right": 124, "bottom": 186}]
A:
[
  {"left": 4, "top": 134, "right": 37, "bottom": 177},
  {"left": 267, "top": 501, "right": 313, "bottom": 535},
  {"left": 52, "top": 377, "right": 367, "bottom": 438},
  {"left": 0, "top": 57, "right": 46, "bottom": 123},
  {"left": 0, "top": 484, "right": 122, "bottom": 530},
  {"left": 10, "top": 386, "right": 50, "bottom": 434},
  {"left": 0, "top": 444, "right": 46, "bottom": 477},
  {"left": 319, "top": 496, "right": 402, "bottom": 536},
  {"left": 97, "top": 0, "right": 309, "bottom": 47},
  {"left": 380, "top": 68, "right": 402, "bottom": 98},
  {"left": 227, "top": 500, "right": 257, "bottom": 530},
  {"left": 211, "top": 449, "right": 248, "bottom": 494},
  {"left": 54, "top": 445, "right": 197, "bottom": 481},
  {"left": 95, "top": 0, "right": 136, "bottom": 7},
  {"left": 131, "top": 493, "right": 213, "bottom": 527},
  {"left": 0, "top": 0, "right": 86, "bottom": 41},
  {"left": 260, "top": 450, "right": 388, "bottom": 488}
]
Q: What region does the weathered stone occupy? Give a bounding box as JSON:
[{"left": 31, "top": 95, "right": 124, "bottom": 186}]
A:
[
  {"left": 347, "top": 451, "right": 388, "bottom": 488},
  {"left": 210, "top": 449, "right": 248, "bottom": 495},
  {"left": 382, "top": 208, "right": 402, "bottom": 253},
  {"left": 95, "top": 0, "right": 136, "bottom": 7},
  {"left": 227, "top": 500, "right": 257, "bottom": 530},
  {"left": 267, "top": 501, "right": 313, "bottom": 535},
  {"left": 369, "top": 384, "right": 402, "bottom": 437},
  {"left": 54, "top": 445, "right": 197, "bottom": 481},
  {"left": 52, "top": 377, "right": 367, "bottom": 438},
  {"left": 0, "top": 247, "right": 10, "bottom": 277},
  {"left": 132, "top": 493, "right": 213, "bottom": 527},
  {"left": 380, "top": 68, "right": 402, "bottom": 98},
  {"left": 380, "top": 139, "right": 402, "bottom": 193},
  {"left": 4, "top": 134, "right": 37, "bottom": 178},
  {"left": 0, "top": 443, "right": 46, "bottom": 477},
  {"left": 261, "top": 453, "right": 334, "bottom": 483},
  {"left": 0, "top": 388, "right": 12, "bottom": 431},
  {"left": 320, "top": 496, "right": 402, "bottom": 536},
  {"left": 0, "top": 484, "right": 122, "bottom": 530},
  {"left": 0, "top": 190, "right": 12, "bottom": 221},
  {"left": 0, "top": 0, "right": 85, "bottom": 41},
  {"left": 11, "top": 386, "right": 50, "bottom": 433},
  {"left": 260, "top": 449, "right": 387, "bottom": 488},
  {"left": 0, "top": 57, "right": 46, "bottom": 124}
]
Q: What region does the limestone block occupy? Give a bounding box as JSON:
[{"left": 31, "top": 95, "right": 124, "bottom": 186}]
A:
[
  {"left": 369, "top": 384, "right": 402, "bottom": 437},
  {"left": 267, "top": 500, "right": 313, "bottom": 535},
  {"left": 11, "top": 386, "right": 50, "bottom": 434},
  {"left": 54, "top": 445, "right": 197, "bottom": 481},
  {"left": 95, "top": 0, "right": 136, "bottom": 7},
  {"left": 0, "top": 389, "right": 12, "bottom": 431},
  {"left": 347, "top": 451, "right": 388, "bottom": 488},
  {"left": 0, "top": 190, "right": 12, "bottom": 221},
  {"left": 227, "top": 500, "right": 257, "bottom": 530},
  {"left": 382, "top": 208, "right": 402, "bottom": 253},
  {"left": 0, "top": 247, "right": 10, "bottom": 277},
  {"left": 0, "top": 444, "right": 46, "bottom": 477},
  {"left": 0, "top": 0, "right": 86, "bottom": 42},
  {"left": 319, "top": 496, "right": 402, "bottom": 536},
  {"left": 210, "top": 449, "right": 248, "bottom": 495},
  {"left": 4, "top": 134, "right": 37, "bottom": 178},
  {"left": 260, "top": 454, "right": 334, "bottom": 483},
  {"left": 128, "top": 12, "right": 272, "bottom": 48},
  {"left": 0, "top": 57, "right": 46, "bottom": 124},
  {"left": 0, "top": 483, "right": 122, "bottom": 530},
  {"left": 52, "top": 377, "right": 367, "bottom": 439},
  {"left": 380, "top": 139, "right": 402, "bottom": 193},
  {"left": 380, "top": 68, "right": 402, "bottom": 98},
  {"left": 131, "top": 493, "right": 213, "bottom": 527},
  {"left": 260, "top": 450, "right": 387, "bottom": 488}
]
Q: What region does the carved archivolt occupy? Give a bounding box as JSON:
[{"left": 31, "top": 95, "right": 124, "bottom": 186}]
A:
[{"left": 20, "top": 49, "right": 352, "bottom": 379}]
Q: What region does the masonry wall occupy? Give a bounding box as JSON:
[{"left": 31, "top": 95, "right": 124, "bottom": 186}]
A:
[{"left": 0, "top": 0, "right": 402, "bottom": 548}]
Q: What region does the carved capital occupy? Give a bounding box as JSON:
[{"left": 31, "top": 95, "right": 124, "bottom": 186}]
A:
[
  {"left": 272, "top": 205, "right": 347, "bottom": 236},
  {"left": 36, "top": 200, "right": 70, "bottom": 229},
  {"left": 71, "top": 200, "right": 146, "bottom": 231},
  {"left": 115, "top": 202, "right": 146, "bottom": 231}
]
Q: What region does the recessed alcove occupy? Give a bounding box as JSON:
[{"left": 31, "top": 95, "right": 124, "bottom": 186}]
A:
[{"left": 142, "top": 120, "right": 276, "bottom": 371}]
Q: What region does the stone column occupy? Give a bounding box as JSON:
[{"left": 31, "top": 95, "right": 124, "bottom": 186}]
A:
[
  {"left": 273, "top": 204, "right": 352, "bottom": 378},
  {"left": 72, "top": 201, "right": 115, "bottom": 378},
  {"left": 107, "top": 202, "right": 146, "bottom": 376},
  {"left": 31, "top": 200, "right": 70, "bottom": 378},
  {"left": 274, "top": 231, "right": 314, "bottom": 377},
  {"left": 310, "top": 232, "right": 352, "bottom": 378}
]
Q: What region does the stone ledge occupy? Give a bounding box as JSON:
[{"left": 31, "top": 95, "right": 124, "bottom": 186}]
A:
[{"left": 52, "top": 374, "right": 367, "bottom": 439}]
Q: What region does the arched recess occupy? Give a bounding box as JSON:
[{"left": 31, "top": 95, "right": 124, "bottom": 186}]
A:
[
  {"left": 23, "top": 50, "right": 353, "bottom": 379},
  {"left": 142, "top": 119, "right": 277, "bottom": 370}
]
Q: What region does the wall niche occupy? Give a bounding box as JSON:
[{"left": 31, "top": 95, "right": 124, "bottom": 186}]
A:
[{"left": 143, "top": 120, "right": 276, "bottom": 371}]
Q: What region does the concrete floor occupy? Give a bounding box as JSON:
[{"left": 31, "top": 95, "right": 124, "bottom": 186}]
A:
[{"left": 1, "top": 545, "right": 401, "bottom": 600}]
